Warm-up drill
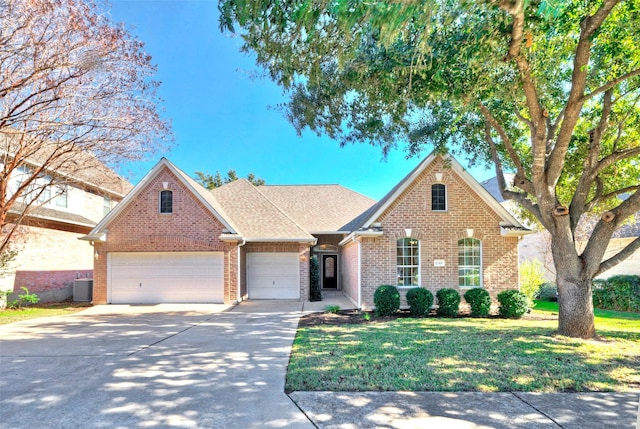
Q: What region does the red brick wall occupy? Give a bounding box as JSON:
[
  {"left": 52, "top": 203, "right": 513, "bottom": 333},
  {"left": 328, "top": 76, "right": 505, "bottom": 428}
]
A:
[
  {"left": 14, "top": 270, "right": 93, "bottom": 293},
  {"left": 93, "top": 167, "right": 238, "bottom": 303},
  {"left": 340, "top": 240, "right": 360, "bottom": 305},
  {"left": 359, "top": 157, "right": 519, "bottom": 309}
]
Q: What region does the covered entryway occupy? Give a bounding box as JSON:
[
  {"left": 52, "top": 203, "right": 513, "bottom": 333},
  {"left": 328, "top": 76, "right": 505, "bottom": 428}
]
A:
[
  {"left": 108, "top": 252, "right": 224, "bottom": 303},
  {"left": 322, "top": 254, "right": 338, "bottom": 289},
  {"left": 247, "top": 252, "right": 300, "bottom": 299}
]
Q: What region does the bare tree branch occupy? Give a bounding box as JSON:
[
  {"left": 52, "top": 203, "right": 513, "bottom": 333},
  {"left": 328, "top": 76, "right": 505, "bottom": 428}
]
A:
[
  {"left": 583, "top": 68, "right": 640, "bottom": 102},
  {"left": 0, "top": 0, "right": 172, "bottom": 259},
  {"left": 597, "top": 236, "right": 640, "bottom": 276}
]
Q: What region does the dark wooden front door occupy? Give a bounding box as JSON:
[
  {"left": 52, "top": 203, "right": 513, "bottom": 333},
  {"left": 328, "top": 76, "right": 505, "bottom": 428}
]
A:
[{"left": 322, "top": 254, "right": 338, "bottom": 289}]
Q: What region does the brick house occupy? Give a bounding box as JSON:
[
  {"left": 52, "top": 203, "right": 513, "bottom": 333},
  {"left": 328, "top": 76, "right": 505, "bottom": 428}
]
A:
[
  {"left": 83, "top": 153, "right": 529, "bottom": 309},
  {"left": 1, "top": 146, "right": 132, "bottom": 302}
]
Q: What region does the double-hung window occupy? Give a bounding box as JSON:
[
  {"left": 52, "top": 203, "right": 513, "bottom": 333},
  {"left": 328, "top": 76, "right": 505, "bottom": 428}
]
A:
[
  {"left": 458, "top": 238, "right": 482, "bottom": 287},
  {"left": 397, "top": 238, "right": 420, "bottom": 286},
  {"left": 431, "top": 184, "right": 446, "bottom": 211},
  {"left": 159, "top": 190, "right": 173, "bottom": 214}
]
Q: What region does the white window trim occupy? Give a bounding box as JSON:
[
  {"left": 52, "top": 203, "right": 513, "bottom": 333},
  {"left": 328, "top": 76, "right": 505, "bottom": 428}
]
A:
[
  {"left": 159, "top": 190, "right": 173, "bottom": 214},
  {"left": 458, "top": 238, "right": 482, "bottom": 288},
  {"left": 396, "top": 237, "right": 421, "bottom": 287},
  {"left": 431, "top": 183, "right": 447, "bottom": 212}
]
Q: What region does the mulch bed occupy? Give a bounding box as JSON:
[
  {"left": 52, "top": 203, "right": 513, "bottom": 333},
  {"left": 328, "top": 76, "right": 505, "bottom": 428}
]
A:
[{"left": 298, "top": 308, "right": 557, "bottom": 327}]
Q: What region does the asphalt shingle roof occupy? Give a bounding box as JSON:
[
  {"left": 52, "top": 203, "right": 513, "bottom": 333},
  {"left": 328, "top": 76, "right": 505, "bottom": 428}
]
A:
[
  {"left": 211, "top": 179, "right": 315, "bottom": 241},
  {"left": 257, "top": 185, "right": 376, "bottom": 232}
]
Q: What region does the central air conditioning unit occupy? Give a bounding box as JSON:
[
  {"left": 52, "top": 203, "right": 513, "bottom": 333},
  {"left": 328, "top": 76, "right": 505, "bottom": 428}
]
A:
[{"left": 73, "top": 279, "right": 93, "bottom": 302}]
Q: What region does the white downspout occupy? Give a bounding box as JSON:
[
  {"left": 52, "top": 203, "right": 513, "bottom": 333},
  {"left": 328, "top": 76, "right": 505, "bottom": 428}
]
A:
[
  {"left": 237, "top": 239, "right": 245, "bottom": 303},
  {"left": 357, "top": 238, "right": 362, "bottom": 309}
]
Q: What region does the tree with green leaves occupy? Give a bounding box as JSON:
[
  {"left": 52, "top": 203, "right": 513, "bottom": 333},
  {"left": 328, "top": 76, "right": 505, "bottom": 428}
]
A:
[
  {"left": 195, "top": 170, "right": 265, "bottom": 189},
  {"left": 219, "top": 0, "right": 640, "bottom": 338}
]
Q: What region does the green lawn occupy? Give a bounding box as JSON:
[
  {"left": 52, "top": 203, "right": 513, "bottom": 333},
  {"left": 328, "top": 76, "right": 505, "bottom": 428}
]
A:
[
  {"left": 0, "top": 303, "right": 90, "bottom": 325},
  {"left": 286, "top": 305, "right": 640, "bottom": 393}
]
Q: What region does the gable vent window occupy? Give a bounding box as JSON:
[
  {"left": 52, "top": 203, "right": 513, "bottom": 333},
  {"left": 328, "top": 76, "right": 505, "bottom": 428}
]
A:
[
  {"left": 431, "top": 183, "right": 446, "bottom": 211},
  {"left": 159, "top": 190, "right": 173, "bottom": 214}
]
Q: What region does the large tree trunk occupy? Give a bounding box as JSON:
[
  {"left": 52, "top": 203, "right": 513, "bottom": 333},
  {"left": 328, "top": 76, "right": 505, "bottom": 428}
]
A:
[
  {"left": 551, "top": 227, "right": 596, "bottom": 339},
  {"left": 556, "top": 274, "right": 595, "bottom": 338}
]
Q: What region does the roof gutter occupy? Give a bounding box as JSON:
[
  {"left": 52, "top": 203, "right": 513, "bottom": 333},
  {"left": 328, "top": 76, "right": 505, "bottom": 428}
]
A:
[
  {"left": 499, "top": 224, "right": 534, "bottom": 237},
  {"left": 243, "top": 237, "right": 318, "bottom": 244},
  {"left": 79, "top": 231, "right": 107, "bottom": 242},
  {"left": 338, "top": 230, "right": 384, "bottom": 246}
]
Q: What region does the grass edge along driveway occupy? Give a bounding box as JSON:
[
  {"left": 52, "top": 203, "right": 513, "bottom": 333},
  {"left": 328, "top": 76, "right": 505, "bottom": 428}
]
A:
[{"left": 286, "top": 303, "right": 640, "bottom": 392}]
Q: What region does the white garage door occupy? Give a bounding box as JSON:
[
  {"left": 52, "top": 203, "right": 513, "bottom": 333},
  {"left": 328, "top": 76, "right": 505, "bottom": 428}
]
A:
[
  {"left": 247, "top": 253, "right": 300, "bottom": 299},
  {"left": 109, "top": 252, "right": 224, "bottom": 304}
]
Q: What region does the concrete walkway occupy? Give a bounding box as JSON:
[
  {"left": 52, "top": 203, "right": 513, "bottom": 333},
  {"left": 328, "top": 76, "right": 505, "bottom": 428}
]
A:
[{"left": 291, "top": 391, "right": 639, "bottom": 428}]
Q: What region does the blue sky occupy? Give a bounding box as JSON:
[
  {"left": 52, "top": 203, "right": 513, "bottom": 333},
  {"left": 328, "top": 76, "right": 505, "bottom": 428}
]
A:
[{"left": 109, "top": 0, "right": 495, "bottom": 200}]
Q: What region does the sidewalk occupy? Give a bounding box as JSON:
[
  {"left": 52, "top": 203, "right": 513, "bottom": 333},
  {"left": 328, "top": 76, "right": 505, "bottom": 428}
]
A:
[{"left": 290, "top": 391, "right": 640, "bottom": 428}]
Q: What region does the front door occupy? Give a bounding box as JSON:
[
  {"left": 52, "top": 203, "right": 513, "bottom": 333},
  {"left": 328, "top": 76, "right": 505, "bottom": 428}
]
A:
[{"left": 322, "top": 254, "right": 338, "bottom": 289}]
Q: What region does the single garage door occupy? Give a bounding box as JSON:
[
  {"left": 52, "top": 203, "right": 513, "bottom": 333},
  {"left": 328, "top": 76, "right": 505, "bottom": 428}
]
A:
[
  {"left": 109, "top": 252, "right": 224, "bottom": 303},
  {"left": 247, "top": 253, "right": 300, "bottom": 299}
]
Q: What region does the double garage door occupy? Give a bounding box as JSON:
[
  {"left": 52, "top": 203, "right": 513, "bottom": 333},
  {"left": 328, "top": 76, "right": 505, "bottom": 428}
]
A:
[
  {"left": 107, "top": 251, "right": 300, "bottom": 303},
  {"left": 109, "top": 252, "right": 224, "bottom": 304}
]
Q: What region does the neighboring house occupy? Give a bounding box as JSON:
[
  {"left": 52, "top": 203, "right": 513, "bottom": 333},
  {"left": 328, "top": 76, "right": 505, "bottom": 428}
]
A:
[
  {"left": 83, "top": 153, "right": 530, "bottom": 309},
  {"left": 481, "top": 176, "right": 640, "bottom": 280},
  {"left": 1, "top": 150, "right": 132, "bottom": 301}
]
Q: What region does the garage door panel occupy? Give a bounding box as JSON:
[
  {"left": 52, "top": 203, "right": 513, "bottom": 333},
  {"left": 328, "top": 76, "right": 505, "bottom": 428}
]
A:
[
  {"left": 247, "top": 253, "right": 300, "bottom": 299},
  {"left": 109, "top": 252, "right": 224, "bottom": 304}
]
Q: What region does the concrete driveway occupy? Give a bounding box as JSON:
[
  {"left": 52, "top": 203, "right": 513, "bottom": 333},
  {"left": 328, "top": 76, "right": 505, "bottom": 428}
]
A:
[{"left": 0, "top": 302, "right": 314, "bottom": 429}]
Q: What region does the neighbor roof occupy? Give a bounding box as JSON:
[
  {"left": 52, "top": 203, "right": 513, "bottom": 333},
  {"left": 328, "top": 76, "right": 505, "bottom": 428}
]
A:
[
  {"left": 257, "top": 184, "right": 376, "bottom": 233},
  {"left": 0, "top": 133, "right": 132, "bottom": 197}
]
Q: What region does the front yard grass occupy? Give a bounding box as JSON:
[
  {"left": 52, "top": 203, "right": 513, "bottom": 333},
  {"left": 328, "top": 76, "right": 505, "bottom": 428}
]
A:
[
  {"left": 286, "top": 305, "right": 640, "bottom": 393},
  {"left": 0, "top": 302, "right": 90, "bottom": 325}
]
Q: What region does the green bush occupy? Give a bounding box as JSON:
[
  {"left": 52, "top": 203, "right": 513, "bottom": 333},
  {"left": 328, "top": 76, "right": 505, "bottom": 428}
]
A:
[
  {"left": 536, "top": 282, "right": 558, "bottom": 301},
  {"left": 309, "top": 257, "right": 322, "bottom": 302},
  {"left": 497, "top": 290, "right": 529, "bottom": 318},
  {"left": 374, "top": 285, "right": 400, "bottom": 316},
  {"left": 519, "top": 260, "right": 546, "bottom": 305},
  {"left": 592, "top": 275, "right": 640, "bottom": 312},
  {"left": 463, "top": 288, "right": 491, "bottom": 317},
  {"left": 8, "top": 287, "right": 40, "bottom": 309},
  {"left": 406, "top": 287, "right": 434, "bottom": 317},
  {"left": 436, "top": 288, "right": 460, "bottom": 317}
]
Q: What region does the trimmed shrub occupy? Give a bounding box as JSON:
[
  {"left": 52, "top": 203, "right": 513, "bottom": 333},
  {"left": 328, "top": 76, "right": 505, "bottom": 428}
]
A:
[
  {"left": 536, "top": 282, "right": 558, "bottom": 302},
  {"left": 436, "top": 288, "right": 460, "bottom": 317},
  {"left": 497, "top": 290, "right": 529, "bottom": 318},
  {"left": 406, "top": 287, "right": 434, "bottom": 317},
  {"left": 309, "top": 257, "right": 322, "bottom": 302},
  {"left": 374, "top": 285, "right": 400, "bottom": 316},
  {"left": 592, "top": 275, "right": 640, "bottom": 312},
  {"left": 463, "top": 288, "right": 491, "bottom": 317}
]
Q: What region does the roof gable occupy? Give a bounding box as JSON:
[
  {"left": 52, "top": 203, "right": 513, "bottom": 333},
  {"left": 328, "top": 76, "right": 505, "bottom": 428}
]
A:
[
  {"left": 349, "top": 152, "right": 527, "bottom": 232},
  {"left": 83, "top": 158, "right": 237, "bottom": 239}
]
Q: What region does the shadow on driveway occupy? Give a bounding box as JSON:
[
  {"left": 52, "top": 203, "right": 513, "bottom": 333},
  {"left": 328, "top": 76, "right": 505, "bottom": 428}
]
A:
[{"left": 0, "top": 303, "right": 313, "bottom": 429}]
